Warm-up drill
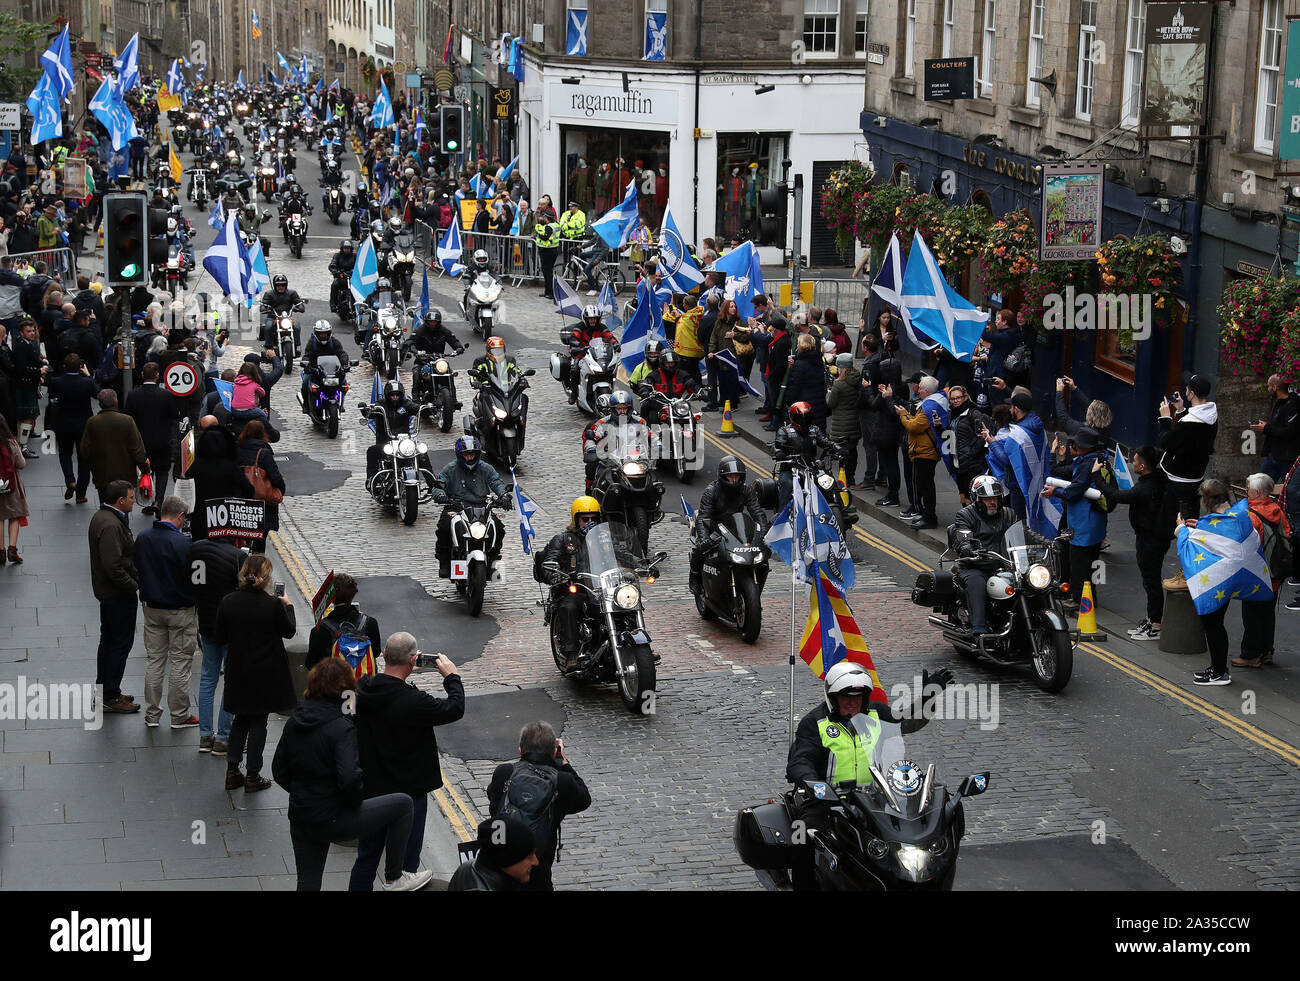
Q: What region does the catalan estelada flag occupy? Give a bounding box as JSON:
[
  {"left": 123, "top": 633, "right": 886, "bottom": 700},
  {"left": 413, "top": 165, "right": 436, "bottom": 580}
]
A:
[{"left": 799, "top": 568, "right": 888, "bottom": 706}]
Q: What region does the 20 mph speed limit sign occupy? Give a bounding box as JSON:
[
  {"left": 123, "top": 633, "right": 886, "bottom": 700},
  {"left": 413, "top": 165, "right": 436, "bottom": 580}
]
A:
[{"left": 163, "top": 362, "right": 200, "bottom": 397}]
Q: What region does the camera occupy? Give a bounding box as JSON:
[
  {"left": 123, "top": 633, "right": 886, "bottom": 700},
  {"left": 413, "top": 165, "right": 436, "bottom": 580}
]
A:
[{"left": 413, "top": 651, "right": 442, "bottom": 669}]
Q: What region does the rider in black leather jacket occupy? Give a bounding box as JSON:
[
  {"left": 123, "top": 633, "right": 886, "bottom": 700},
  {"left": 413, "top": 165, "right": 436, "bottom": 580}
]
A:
[{"left": 689, "top": 456, "right": 769, "bottom": 594}]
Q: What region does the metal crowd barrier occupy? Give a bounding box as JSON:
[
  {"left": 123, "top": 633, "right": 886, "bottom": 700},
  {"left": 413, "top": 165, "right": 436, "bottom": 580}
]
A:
[
  {"left": 763, "top": 277, "right": 873, "bottom": 319},
  {"left": 7, "top": 247, "right": 77, "bottom": 287}
]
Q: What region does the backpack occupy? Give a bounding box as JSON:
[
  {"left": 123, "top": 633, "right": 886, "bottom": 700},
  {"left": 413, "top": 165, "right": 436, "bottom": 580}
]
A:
[
  {"left": 96, "top": 341, "right": 121, "bottom": 387},
  {"left": 324, "top": 613, "right": 376, "bottom": 679},
  {"left": 493, "top": 759, "right": 560, "bottom": 864},
  {"left": 1257, "top": 513, "right": 1293, "bottom": 581}
]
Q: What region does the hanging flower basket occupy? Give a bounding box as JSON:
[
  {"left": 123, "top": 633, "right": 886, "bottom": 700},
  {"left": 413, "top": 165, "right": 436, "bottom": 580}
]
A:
[
  {"left": 1094, "top": 233, "right": 1183, "bottom": 332},
  {"left": 1217, "top": 275, "right": 1300, "bottom": 384},
  {"left": 980, "top": 215, "right": 1039, "bottom": 299}
]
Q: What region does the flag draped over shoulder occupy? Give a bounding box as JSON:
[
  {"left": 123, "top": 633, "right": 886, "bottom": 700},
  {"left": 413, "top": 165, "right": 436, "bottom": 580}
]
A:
[
  {"left": 987, "top": 422, "right": 1061, "bottom": 539},
  {"left": 1178, "top": 501, "right": 1274, "bottom": 615}
]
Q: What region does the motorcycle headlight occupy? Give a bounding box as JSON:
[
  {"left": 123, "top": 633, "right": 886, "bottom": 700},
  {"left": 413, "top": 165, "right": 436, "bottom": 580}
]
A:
[
  {"left": 1027, "top": 564, "right": 1052, "bottom": 590},
  {"left": 817, "top": 472, "right": 835, "bottom": 491},
  {"left": 929, "top": 835, "right": 950, "bottom": 857},
  {"left": 416, "top": 442, "right": 428, "bottom": 455},
  {"left": 895, "top": 843, "right": 933, "bottom": 879},
  {"left": 615, "top": 584, "right": 641, "bottom": 610},
  {"left": 434, "top": 359, "right": 449, "bottom": 373},
  {"left": 279, "top": 318, "right": 292, "bottom": 329},
  {"left": 382, "top": 442, "right": 395, "bottom": 456},
  {"left": 493, "top": 407, "right": 508, "bottom": 420},
  {"left": 623, "top": 462, "right": 647, "bottom": 477},
  {"left": 397, "top": 438, "right": 417, "bottom": 457},
  {"left": 469, "top": 521, "right": 487, "bottom": 539}
]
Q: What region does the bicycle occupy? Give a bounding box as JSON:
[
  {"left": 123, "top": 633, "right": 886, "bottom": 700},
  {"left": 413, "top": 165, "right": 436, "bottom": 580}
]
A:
[{"left": 563, "top": 248, "right": 627, "bottom": 297}]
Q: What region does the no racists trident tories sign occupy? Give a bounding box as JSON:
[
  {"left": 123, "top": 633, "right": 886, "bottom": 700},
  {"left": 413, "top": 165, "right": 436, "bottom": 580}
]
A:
[{"left": 204, "top": 498, "right": 268, "bottom": 544}]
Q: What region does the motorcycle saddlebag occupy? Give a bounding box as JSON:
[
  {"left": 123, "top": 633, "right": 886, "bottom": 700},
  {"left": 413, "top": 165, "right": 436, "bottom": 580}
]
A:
[
  {"left": 911, "top": 570, "right": 956, "bottom": 609},
  {"left": 550, "top": 351, "right": 569, "bottom": 384},
  {"left": 754, "top": 477, "right": 780, "bottom": 512},
  {"left": 734, "top": 801, "right": 796, "bottom": 871}
]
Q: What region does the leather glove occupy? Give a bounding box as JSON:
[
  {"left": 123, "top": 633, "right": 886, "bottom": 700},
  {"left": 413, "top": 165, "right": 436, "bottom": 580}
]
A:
[{"left": 922, "top": 668, "right": 954, "bottom": 692}]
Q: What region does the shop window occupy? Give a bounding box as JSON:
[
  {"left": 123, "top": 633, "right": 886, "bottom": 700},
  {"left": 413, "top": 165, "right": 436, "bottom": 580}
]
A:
[
  {"left": 854, "top": 0, "right": 869, "bottom": 56},
  {"left": 563, "top": 126, "right": 671, "bottom": 231},
  {"left": 803, "top": 0, "right": 839, "bottom": 56},
  {"left": 713, "top": 134, "right": 788, "bottom": 243}
]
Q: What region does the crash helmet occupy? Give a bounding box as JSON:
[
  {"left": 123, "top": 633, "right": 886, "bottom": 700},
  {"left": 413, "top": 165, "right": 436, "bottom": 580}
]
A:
[
  {"left": 166, "top": 217, "right": 178, "bottom": 235},
  {"left": 272, "top": 274, "right": 288, "bottom": 292},
  {"left": 594, "top": 393, "right": 612, "bottom": 416},
  {"left": 608, "top": 390, "right": 634, "bottom": 417},
  {"left": 485, "top": 335, "right": 506, "bottom": 363},
  {"left": 455, "top": 434, "right": 482, "bottom": 470},
  {"left": 970, "top": 475, "right": 1006, "bottom": 516},
  {"left": 357, "top": 178, "right": 369, "bottom": 194},
  {"left": 472, "top": 249, "right": 489, "bottom": 270},
  {"left": 288, "top": 181, "right": 301, "bottom": 196},
  {"left": 582, "top": 304, "right": 602, "bottom": 330},
  {"left": 659, "top": 351, "right": 678, "bottom": 373},
  {"left": 242, "top": 202, "right": 257, "bottom": 217},
  {"left": 718, "top": 455, "right": 747, "bottom": 492},
  {"left": 374, "top": 277, "right": 392, "bottom": 294},
  {"left": 788, "top": 401, "right": 814, "bottom": 433},
  {"left": 388, "top": 216, "right": 403, "bottom": 234},
  {"left": 312, "top": 319, "right": 332, "bottom": 343},
  {"left": 570, "top": 495, "right": 602, "bottom": 532},
  {"left": 370, "top": 219, "right": 385, "bottom": 237},
  {"left": 423, "top": 309, "right": 443, "bottom": 329},
  {"left": 824, "top": 661, "right": 874, "bottom": 715},
  {"left": 383, "top": 379, "right": 406, "bottom": 408},
  {"left": 644, "top": 338, "right": 664, "bottom": 369},
  {"left": 339, "top": 239, "right": 353, "bottom": 253}
]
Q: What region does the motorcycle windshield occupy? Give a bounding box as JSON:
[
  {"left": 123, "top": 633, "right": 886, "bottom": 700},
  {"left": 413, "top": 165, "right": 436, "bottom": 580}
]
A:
[
  {"left": 718, "top": 511, "right": 767, "bottom": 555},
  {"left": 587, "top": 338, "right": 613, "bottom": 369},
  {"left": 1003, "top": 521, "right": 1049, "bottom": 576},
  {"left": 576, "top": 522, "right": 643, "bottom": 592},
  {"left": 850, "top": 718, "right": 934, "bottom": 821},
  {"left": 315, "top": 355, "right": 342, "bottom": 377},
  {"left": 489, "top": 358, "right": 515, "bottom": 392}
]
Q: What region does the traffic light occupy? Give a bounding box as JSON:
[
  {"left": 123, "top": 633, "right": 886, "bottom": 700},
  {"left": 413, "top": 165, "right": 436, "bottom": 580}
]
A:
[
  {"left": 757, "top": 184, "right": 788, "bottom": 248},
  {"left": 104, "top": 192, "right": 170, "bottom": 286},
  {"left": 439, "top": 103, "right": 465, "bottom": 154}
]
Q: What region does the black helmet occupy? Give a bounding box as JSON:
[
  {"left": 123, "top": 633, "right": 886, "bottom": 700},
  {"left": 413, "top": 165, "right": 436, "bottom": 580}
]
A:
[
  {"left": 788, "top": 401, "right": 813, "bottom": 432},
  {"left": 383, "top": 379, "right": 405, "bottom": 404},
  {"left": 660, "top": 350, "right": 677, "bottom": 371},
  {"left": 339, "top": 239, "right": 353, "bottom": 252},
  {"left": 718, "top": 455, "right": 746, "bottom": 490},
  {"left": 645, "top": 339, "right": 664, "bottom": 366},
  {"left": 423, "top": 309, "right": 443, "bottom": 328},
  {"left": 272, "top": 274, "right": 288, "bottom": 291}
]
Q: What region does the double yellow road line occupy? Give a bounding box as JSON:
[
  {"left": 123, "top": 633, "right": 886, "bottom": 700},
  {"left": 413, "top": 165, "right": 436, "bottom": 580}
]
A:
[{"left": 700, "top": 429, "right": 1300, "bottom": 770}]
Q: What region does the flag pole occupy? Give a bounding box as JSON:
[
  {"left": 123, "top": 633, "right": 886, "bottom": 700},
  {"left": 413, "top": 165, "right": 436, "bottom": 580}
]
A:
[{"left": 788, "top": 551, "right": 797, "bottom": 746}]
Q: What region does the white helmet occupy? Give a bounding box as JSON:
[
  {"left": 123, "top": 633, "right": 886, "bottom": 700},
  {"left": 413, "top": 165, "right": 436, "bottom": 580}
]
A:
[
  {"left": 824, "top": 661, "right": 874, "bottom": 714},
  {"left": 472, "top": 249, "right": 489, "bottom": 268},
  {"left": 166, "top": 217, "right": 178, "bottom": 234},
  {"left": 312, "top": 319, "right": 332, "bottom": 340}
]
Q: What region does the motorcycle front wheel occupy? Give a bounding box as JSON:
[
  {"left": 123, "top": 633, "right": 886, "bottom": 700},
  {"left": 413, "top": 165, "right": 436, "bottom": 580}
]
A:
[
  {"left": 467, "top": 562, "right": 487, "bottom": 618},
  {"left": 325, "top": 402, "right": 339, "bottom": 439},
  {"left": 735, "top": 572, "right": 763, "bottom": 644},
  {"left": 439, "top": 392, "right": 454, "bottom": 433},
  {"left": 631, "top": 507, "right": 651, "bottom": 558},
  {"left": 400, "top": 485, "right": 418, "bottom": 526},
  {"left": 617, "top": 643, "right": 657, "bottom": 715},
  {"left": 1030, "top": 626, "right": 1073, "bottom": 693}
]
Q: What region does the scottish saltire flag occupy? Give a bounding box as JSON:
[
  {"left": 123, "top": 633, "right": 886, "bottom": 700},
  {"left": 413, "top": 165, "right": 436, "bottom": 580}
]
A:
[
  {"left": 899, "top": 231, "right": 988, "bottom": 361},
  {"left": 89, "top": 76, "right": 137, "bottom": 150},
  {"left": 567, "top": 9, "right": 589, "bottom": 56},
  {"left": 115, "top": 33, "right": 140, "bottom": 90},
  {"left": 236, "top": 70, "right": 246, "bottom": 91},
  {"left": 26, "top": 73, "right": 62, "bottom": 145},
  {"left": 714, "top": 349, "right": 762, "bottom": 399},
  {"left": 244, "top": 236, "right": 271, "bottom": 309},
  {"left": 202, "top": 212, "right": 253, "bottom": 301},
  {"left": 765, "top": 470, "right": 854, "bottom": 591},
  {"left": 1178, "top": 500, "right": 1274, "bottom": 614},
  {"left": 329, "top": 77, "right": 340, "bottom": 94},
  {"left": 314, "top": 79, "right": 323, "bottom": 95},
  {"left": 299, "top": 55, "right": 309, "bottom": 86},
  {"left": 512, "top": 473, "right": 541, "bottom": 554},
  {"left": 920, "top": 391, "right": 956, "bottom": 480},
  {"left": 619, "top": 278, "right": 665, "bottom": 374},
  {"left": 417, "top": 265, "right": 430, "bottom": 320},
  {"left": 413, "top": 107, "right": 425, "bottom": 143},
  {"left": 468, "top": 172, "right": 489, "bottom": 199},
  {"left": 644, "top": 11, "right": 668, "bottom": 60},
  {"left": 987, "top": 422, "right": 1062, "bottom": 540},
  {"left": 592, "top": 180, "right": 643, "bottom": 249},
  {"left": 107, "top": 145, "right": 129, "bottom": 181},
  {"left": 350, "top": 232, "right": 379, "bottom": 301},
  {"left": 1113, "top": 445, "right": 1135, "bottom": 491},
  {"left": 367, "top": 370, "right": 381, "bottom": 434},
  {"left": 871, "top": 233, "right": 936, "bottom": 352},
  {"left": 325, "top": 103, "right": 334, "bottom": 125},
  {"left": 371, "top": 79, "right": 395, "bottom": 130},
  {"left": 166, "top": 59, "right": 185, "bottom": 99},
  {"left": 799, "top": 569, "right": 887, "bottom": 698},
  {"left": 553, "top": 274, "right": 584, "bottom": 318},
  {"left": 437, "top": 219, "right": 466, "bottom": 277},
  {"left": 681, "top": 494, "right": 695, "bottom": 524},
  {"left": 41, "top": 24, "right": 75, "bottom": 101},
  {"left": 705, "top": 240, "right": 764, "bottom": 320},
  {"left": 658, "top": 202, "right": 703, "bottom": 294},
  {"left": 596, "top": 281, "right": 623, "bottom": 331},
  {"left": 511, "top": 38, "right": 525, "bottom": 82},
  {"left": 277, "top": 51, "right": 291, "bottom": 74},
  {"left": 214, "top": 378, "right": 234, "bottom": 410},
  {"left": 208, "top": 197, "right": 226, "bottom": 231},
  {"left": 195, "top": 64, "right": 205, "bottom": 82}
]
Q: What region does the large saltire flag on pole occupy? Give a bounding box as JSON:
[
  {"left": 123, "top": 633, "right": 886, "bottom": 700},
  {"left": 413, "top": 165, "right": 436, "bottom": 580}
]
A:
[
  {"left": 871, "top": 232, "right": 937, "bottom": 353},
  {"left": 591, "top": 179, "right": 642, "bottom": 249},
  {"left": 1177, "top": 500, "right": 1274, "bottom": 615},
  {"left": 41, "top": 23, "right": 75, "bottom": 102},
  {"left": 799, "top": 567, "right": 888, "bottom": 705},
  {"left": 898, "top": 230, "right": 988, "bottom": 361}
]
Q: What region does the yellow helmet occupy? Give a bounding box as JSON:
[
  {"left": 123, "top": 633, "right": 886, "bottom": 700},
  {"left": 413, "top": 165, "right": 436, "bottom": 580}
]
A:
[{"left": 570, "top": 496, "right": 601, "bottom": 525}]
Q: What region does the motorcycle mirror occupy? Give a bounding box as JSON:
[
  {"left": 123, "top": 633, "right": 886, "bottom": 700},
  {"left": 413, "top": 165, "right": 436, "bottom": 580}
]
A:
[
  {"left": 523, "top": 368, "right": 536, "bottom": 377},
  {"left": 957, "top": 773, "right": 990, "bottom": 798}
]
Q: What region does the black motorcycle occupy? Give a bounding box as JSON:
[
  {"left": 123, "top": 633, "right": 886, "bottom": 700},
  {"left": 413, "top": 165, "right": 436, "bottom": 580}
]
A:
[
  {"left": 390, "top": 228, "right": 416, "bottom": 301},
  {"left": 735, "top": 719, "right": 990, "bottom": 891},
  {"left": 330, "top": 271, "right": 356, "bottom": 324},
  {"left": 413, "top": 353, "right": 462, "bottom": 432},
  {"left": 912, "top": 521, "right": 1075, "bottom": 693},
  {"left": 324, "top": 183, "right": 344, "bottom": 223},
  {"left": 691, "top": 511, "right": 771, "bottom": 644},
  {"left": 359, "top": 405, "right": 435, "bottom": 526},
  {"left": 285, "top": 209, "right": 309, "bottom": 259},
  {"left": 541, "top": 521, "right": 667, "bottom": 714},
  {"left": 467, "top": 360, "right": 534, "bottom": 471},
  {"left": 638, "top": 387, "right": 704, "bottom": 484},
  {"left": 590, "top": 422, "right": 665, "bottom": 558},
  {"left": 299, "top": 355, "right": 353, "bottom": 439},
  {"left": 761, "top": 445, "right": 859, "bottom": 531},
  {"left": 367, "top": 305, "right": 409, "bottom": 381}
]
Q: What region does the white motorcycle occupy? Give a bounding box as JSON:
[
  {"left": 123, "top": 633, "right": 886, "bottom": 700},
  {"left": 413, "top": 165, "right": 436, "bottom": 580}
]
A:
[{"left": 461, "top": 270, "right": 502, "bottom": 336}]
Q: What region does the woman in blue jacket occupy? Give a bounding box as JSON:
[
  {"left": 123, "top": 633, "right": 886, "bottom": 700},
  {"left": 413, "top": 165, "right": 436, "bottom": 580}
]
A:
[{"left": 1041, "top": 426, "right": 1108, "bottom": 610}]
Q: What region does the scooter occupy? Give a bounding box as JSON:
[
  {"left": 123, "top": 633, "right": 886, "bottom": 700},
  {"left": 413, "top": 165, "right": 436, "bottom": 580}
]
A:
[
  {"left": 551, "top": 335, "right": 617, "bottom": 417},
  {"left": 461, "top": 270, "right": 502, "bottom": 336},
  {"left": 467, "top": 365, "right": 535, "bottom": 471}
]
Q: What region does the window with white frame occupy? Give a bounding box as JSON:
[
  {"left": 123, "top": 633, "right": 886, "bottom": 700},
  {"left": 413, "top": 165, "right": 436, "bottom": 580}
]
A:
[
  {"left": 904, "top": 0, "right": 917, "bottom": 77},
  {"left": 804, "top": 0, "right": 839, "bottom": 56},
  {"left": 976, "top": 0, "right": 996, "bottom": 97},
  {"left": 1076, "top": 0, "right": 1097, "bottom": 120},
  {"left": 646, "top": 0, "right": 669, "bottom": 56},
  {"left": 1255, "top": 0, "right": 1283, "bottom": 153},
  {"left": 1026, "top": 0, "right": 1045, "bottom": 108},
  {"left": 1121, "top": 0, "right": 1146, "bottom": 127},
  {"left": 941, "top": 0, "right": 954, "bottom": 58},
  {"left": 854, "top": 0, "right": 869, "bottom": 56}
]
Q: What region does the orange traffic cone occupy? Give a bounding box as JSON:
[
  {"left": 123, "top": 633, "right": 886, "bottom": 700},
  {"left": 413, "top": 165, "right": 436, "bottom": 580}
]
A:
[
  {"left": 1076, "top": 581, "right": 1107, "bottom": 642},
  {"left": 719, "top": 400, "right": 736, "bottom": 438}
]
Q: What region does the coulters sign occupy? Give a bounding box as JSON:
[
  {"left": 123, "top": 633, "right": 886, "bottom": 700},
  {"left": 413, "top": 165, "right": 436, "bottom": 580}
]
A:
[{"left": 548, "top": 82, "right": 677, "bottom": 125}]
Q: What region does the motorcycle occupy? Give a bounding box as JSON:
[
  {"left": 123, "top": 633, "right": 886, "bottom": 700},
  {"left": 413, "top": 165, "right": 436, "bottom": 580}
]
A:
[
  {"left": 435, "top": 489, "right": 512, "bottom": 617},
  {"left": 691, "top": 511, "right": 771, "bottom": 644},
  {"left": 541, "top": 521, "right": 667, "bottom": 714},
  {"left": 638, "top": 387, "right": 703, "bottom": 484},
  {"left": 390, "top": 228, "right": 416, "bottom": 301},
  {"left": 190, "top": 167, "right": 210, "bottom": 210},
  {"left": 550, "top": 334, "right": 617, "bottom": 417},
  {"left": 467, "top": 360, "right": 534, "bottom": 471},
  {"left": 461, "top": 269, "right": 502, "bottom": 336},
  {"left": 153, "top": 242, "right": 192, "bottom": 296},
  {"left": 589, "top": 422, "right": 665, "bottom": 558},
  {"left": 762, "top": 445, "right": 859, "bottom": 531},
  {"left": 734, "top": 719, "right": 990, "bottom": 891},
  {"left": 256, "top": 154, "right": 277, "bottom": 200},
  {"left": 413, "top": 352, "right": 461, "bottom": 433},
  {"left": 267, "top": 299, "right": 306, "bottom": 369},
  {"left": 330, "top": 271, "right": 356, "bottom": 324},
  {"left": 286, "top": 209, "right": 308, "bottom": 259},
  {"left": 911, "top": 521, "right": 1075, "bottom": 693},
  {"left": 367, "top": 306, "right": 408, "bottom": 381},
  {"left": 298, "top": 355, "right": 352, "bottom": 439},
  {"left": 359, "top": 405, "right": 435, "bottom": 527},
  {"left": 324, "top": 184, "right": 344, "bottom": 224}
]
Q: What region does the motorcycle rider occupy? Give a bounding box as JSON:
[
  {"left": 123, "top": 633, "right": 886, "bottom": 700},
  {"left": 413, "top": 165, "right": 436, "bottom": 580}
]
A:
[
  {"left": 949, "top": 474, "right": 1053, "bottom": 636},
  {"left": 278, "top": 180, "right": 313, "bottom": 243},
  {"left": 362, "top": 379, "right": 434, "bottom": 488},
  {"left": 259, "top": 274, "right": 304, "bottom": 350},
  {"left": 433, "top": 435, "right": 510, "bottom": 579},
  {"left": 689, "top": 456, "right": 769, "bottom": 595},
  {"left": 409, "top": 309, "right": 466, "bottom": 358},
  {"left": 360, "top": 276, "right": 401, "bottom": 352},
  {"left": 785, "top": 661, "right": 952, "bottom": 890},
  {"left": 320, "top": 154, "right": 344, "bottom": 205},
  {"left": 562, "top": 305, "right": 620, "bottom": 404},
  {"left": 639, "top": 350, "right": 698, "bottom": 400},
  {"left": 773, "top": 401, "right": 839, "bottom": 507},
  {"left": 629, "top": 338, "right": 665, "bottom": 388},
  {"left": 533, "top": 497, "right": 605, "bottom": 671},
  {"left": 581, "top": 391, "right": 646, "bottom": 493},
  {"left": 328, "top": 239, "right": 356, "bottom": 315},
  {"left": 299, "top": 320, "right": 348, "bottom": 414},
  {"left": 469, "top": 336, "right": 522, "bottom": 390}
]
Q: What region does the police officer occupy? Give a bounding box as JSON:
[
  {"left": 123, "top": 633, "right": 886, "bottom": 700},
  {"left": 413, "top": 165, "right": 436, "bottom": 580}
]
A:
[
  {"left": 299, "top": 320, "right": 348, "bottom": 413},
  {"left": 433, "top": 436, "right": 510, "bottom": 579},
  {"left": 558, "top": 200, "right": 586, "bottom": 242},
  {"left": 534, "top": 210, "right": 561, "bottom": 300},
  {"left": 689, "top": 456, "right": 769, "bottom": 595},
  {"left": 259, "top": 275, "right": 304, "bottom": 350},
  {"left": 534, "top": 497, "right": 603, "bottom": 670}
]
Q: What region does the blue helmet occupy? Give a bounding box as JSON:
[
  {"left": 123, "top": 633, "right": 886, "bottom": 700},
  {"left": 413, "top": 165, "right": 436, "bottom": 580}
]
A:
[
  {"left": 455, "top": 435, "right": 482, "bottom": 470},
  {"left": 608, "top": 390, "right": 634, "bottom": 416}
]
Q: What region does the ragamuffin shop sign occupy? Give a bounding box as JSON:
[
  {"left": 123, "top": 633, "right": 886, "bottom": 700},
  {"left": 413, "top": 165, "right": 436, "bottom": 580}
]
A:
[{"left": 548, "top": 82, "right": 678, "bottom": 125}]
